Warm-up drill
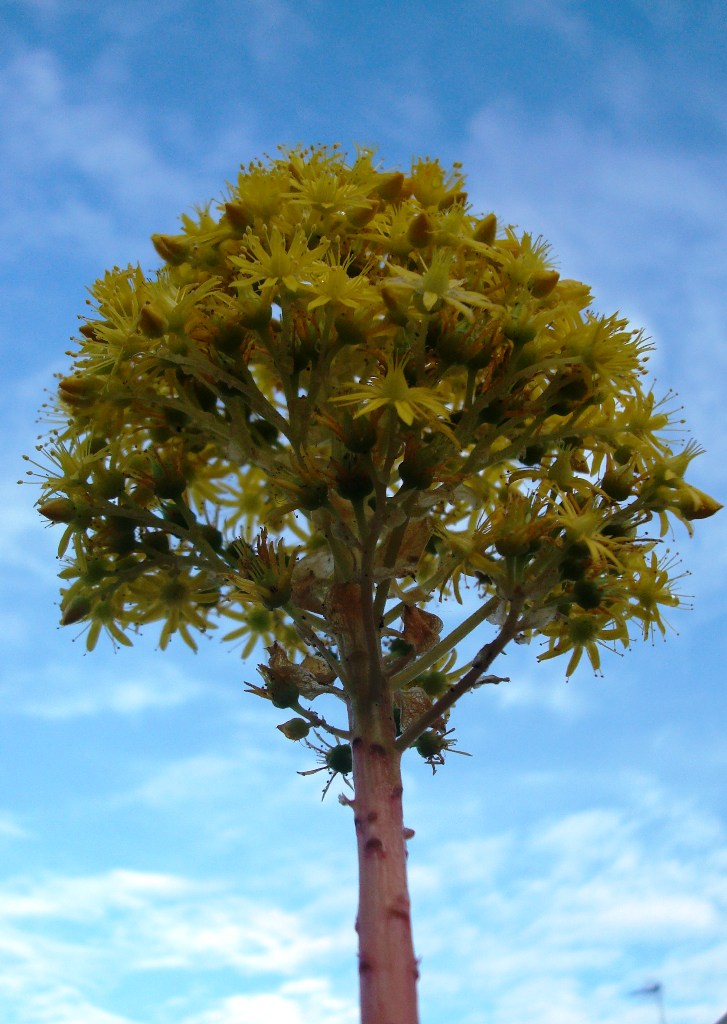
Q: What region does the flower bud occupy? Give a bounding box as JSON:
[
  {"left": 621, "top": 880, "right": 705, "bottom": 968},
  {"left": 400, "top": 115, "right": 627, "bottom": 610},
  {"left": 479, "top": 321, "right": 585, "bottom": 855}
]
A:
[
  {"left": 151, "top": 233, "right": 189, "bottom": 265},
  {"left": 673, "top": 484, "right": 723, "bottom": 521},
  {"left": 375, "top": 172, "right": 405, "bottom": 201},
  {"left": 223, "top": 202, "right": 253, "bottom": 231},
  {"left": 58, "top": 375, "right": 102, "bottom": 406},
  {"left": 503, "top": 316, "right": 537, "bottom": 346},
  {"left": 138, "top": 303, "right": 168, "bottom": 339},
  {"left": 529, "top": 270, "right": 560, "bottom": 298},
  {"left": 39, "top": 497, "right": 77, "bottom": 523},
  {"left": 474, "top": 213, "right": 497, "bottom": 245},
  {"left": 346, "top": 201, "right": 379, "bottom": 228},
  {"left": 61, "top": 594, "right": 92, "bottom": 626},
  {"left": 438, "top": 190, "right": 467, "bottom": 210},
  {"left": 407, "top": 212, "right": 435, "bottom": 249},
  {"left": 380, "top": 287, "right": 409, "bottom": 326}
]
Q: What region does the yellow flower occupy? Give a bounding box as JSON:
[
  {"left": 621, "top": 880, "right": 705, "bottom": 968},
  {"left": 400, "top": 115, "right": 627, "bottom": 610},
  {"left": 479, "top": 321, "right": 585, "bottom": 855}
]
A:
[
  {"left": 305, "top": 251, "right": 380, "bottom": 313},
  {"left": 386, "top": 250, "right": 490, "bottom": 320},
  {"left": 331, "top": 359, "right": 458, "bottom": 442},
  {"left": 231, "top": 226, "right": 327, "bottom": 295},
  {"left": 128, "top": 568, "right": 220, "bottom": 651}
]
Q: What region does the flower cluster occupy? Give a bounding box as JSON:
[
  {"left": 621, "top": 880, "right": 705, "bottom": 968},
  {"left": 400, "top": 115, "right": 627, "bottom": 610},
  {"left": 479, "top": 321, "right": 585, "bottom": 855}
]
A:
[{"left": 31, "top": 144, "right": 720, "bottom": 762}]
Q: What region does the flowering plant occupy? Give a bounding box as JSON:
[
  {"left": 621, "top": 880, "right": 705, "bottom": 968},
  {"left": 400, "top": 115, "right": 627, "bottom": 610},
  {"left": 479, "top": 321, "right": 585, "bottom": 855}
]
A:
[{"left": 31, "top": 145, "right": 719, "bottom": 1022}]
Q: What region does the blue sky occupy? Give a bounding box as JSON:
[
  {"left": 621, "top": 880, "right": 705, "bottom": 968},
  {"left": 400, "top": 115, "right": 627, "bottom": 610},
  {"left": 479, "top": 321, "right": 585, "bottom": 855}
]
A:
[{"left": 1, "top": 2, "right": 726, "bottom": 1022}]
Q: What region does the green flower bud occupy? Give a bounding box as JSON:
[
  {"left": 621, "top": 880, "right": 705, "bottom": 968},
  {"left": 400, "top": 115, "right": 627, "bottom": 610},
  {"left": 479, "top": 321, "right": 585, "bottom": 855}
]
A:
[
  {"left": 277, "top": 717, "right": 311, "bottom": 741},
  {"left": 572, "top": 578, "right": 603, "bottom": 610},
  {"left": 223, "top": 201, "right": 252, "bottom": 231},
  {"left": 415, "top": 731, "right": 445, "bottom": 759},
  {"left": 600, "top": 468, "right": 635, "bottom": 501}
]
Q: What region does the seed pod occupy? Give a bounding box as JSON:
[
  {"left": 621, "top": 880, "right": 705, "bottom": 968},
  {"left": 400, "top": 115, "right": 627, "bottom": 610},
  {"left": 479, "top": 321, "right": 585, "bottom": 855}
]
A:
[
  {"left": 341, "top": 414, "right": 377, "bottom": 454},
  {"left": 416, "top": 671, "right": 449, "bottom": 699},
  {"left": 519, "top": 444, "right": 545, "bottom": 466},
  {"left": 334, "top": 313, "right": 367, "bottom": 347},
  {"left": 600, "top": 468, "right": 635, "bottom": 502},
  {"left": 559, "top": 542, "right": 591, "bottom": 581},
  {"left": 572, "top": 578, "right": 603, "bottom": 610},
  {"left": 415, "top": 731, "right": 445, "bottom": 759},
  {"left": 91, "top": 469, "right": 126, "bottom": 499},
  {"left": 266, "top": 677, "right": 300, "bottom": 709},
  {"left": 334, "top": 456, "right": 374, "bottom": 501},
  {"left": 199, "top": 525, "right": 224, "bottom": 551},
  {"left": 325, "top": 743, "right": 353, "bottom": 776}
]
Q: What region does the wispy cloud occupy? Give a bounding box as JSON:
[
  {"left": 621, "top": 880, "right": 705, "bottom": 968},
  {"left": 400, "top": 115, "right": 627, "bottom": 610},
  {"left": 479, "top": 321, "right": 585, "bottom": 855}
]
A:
[
  {"left": 408, "top": 776, "right": 727, "bottom": 1024},
  {"left": 0, "top": 813, "right": 30, "bottom": 840},
  {"left": 0, "top": 46, "right": 256, "bottom": 266},
  {"left": 0, "top": 867, "right": 354, "bottom": 1024},
  {"left": 3, "top": 659, "right": 206, "bottom": 719},
  {"left": 183, "top": 981, "right": 358, "bottom": 1024}
]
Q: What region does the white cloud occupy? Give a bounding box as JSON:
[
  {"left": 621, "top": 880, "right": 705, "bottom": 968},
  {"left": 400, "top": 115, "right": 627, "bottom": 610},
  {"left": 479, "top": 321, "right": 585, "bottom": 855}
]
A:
[
  {"left": 493, "top": 668, "right": 587, "bottom": 717},
  {"left": 183, "top": 982, "right": 357, "bottom": 1024},
  {"left": 0, "top": 813, "right": 30, "bottom": 840},
  {"left": 4, "top": 659, "right": 206, "bottom": 719},
  {"left": 0, "top": 47, "right": 254, "bottom": 265},
  {"left": 0, "top": 866, "right": 353, "bottom": 1024},
  {"left": 503, "top": 0, "right": 592, "bottom": 48},
  {"left": 409, "top": 778, "right": 727, "bottom": 1024},
  {"left": 124, "top": 753, "right": 241, "bottom": 807}
]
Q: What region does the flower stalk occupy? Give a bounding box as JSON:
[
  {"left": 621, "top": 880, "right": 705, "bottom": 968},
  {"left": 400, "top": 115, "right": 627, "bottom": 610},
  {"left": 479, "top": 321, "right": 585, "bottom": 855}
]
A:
[{"left": 29, "top": 144, "right": 720, "bottom": 1023}]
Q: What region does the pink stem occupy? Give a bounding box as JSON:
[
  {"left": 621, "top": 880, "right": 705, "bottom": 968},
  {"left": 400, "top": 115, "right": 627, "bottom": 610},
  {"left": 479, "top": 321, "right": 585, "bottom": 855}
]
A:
[{"left": 349, "top": 715, "right": 419, "bottom": 1024}]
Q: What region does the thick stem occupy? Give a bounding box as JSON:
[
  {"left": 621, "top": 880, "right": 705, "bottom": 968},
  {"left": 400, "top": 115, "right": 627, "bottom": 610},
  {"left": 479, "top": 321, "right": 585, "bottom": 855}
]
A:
[
  {"left": 330, "top": 580, "right": 419, "bottom": 1023},
  {"left": 349, "top": 701, "right": 419, "bottom": 1024}
]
